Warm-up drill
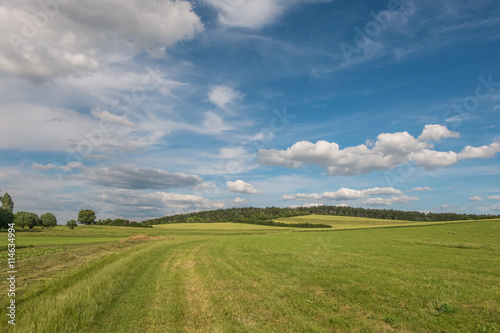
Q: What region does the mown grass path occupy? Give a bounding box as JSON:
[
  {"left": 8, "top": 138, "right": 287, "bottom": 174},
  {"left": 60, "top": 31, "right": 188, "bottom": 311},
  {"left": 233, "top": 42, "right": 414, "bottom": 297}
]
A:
[{"left": 7, "top": 240, "right": 179, "bottom": 332}]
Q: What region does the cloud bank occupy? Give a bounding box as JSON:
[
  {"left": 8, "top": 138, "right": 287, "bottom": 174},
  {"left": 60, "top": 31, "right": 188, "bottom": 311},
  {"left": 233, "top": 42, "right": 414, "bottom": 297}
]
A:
[
  {"left": 258, "top": 125, "right": 500, "bottom": 176},
  {"left": 85, "top": 165, "right": 203, "bottom": 190},
  {"left": 282, "top": 186, "right": 418, "bottom": 207},
  {"left": 282, "top": 187, "right": 403, "bottom": 201},
  {"left": 100, "top": 189, "right": 225, "bottom": 216},
  {"left": 0, "top": 0, "right": 203, "bottom": 81}
]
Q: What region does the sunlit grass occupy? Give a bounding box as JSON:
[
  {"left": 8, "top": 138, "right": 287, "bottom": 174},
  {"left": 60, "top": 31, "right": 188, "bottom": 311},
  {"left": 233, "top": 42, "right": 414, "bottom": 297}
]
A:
[
  {"left": 0, "top": 220, "right": 497, "bottom": 332},
  {"left": 274, "top": 214, "right": 480, "bottom": 230}
]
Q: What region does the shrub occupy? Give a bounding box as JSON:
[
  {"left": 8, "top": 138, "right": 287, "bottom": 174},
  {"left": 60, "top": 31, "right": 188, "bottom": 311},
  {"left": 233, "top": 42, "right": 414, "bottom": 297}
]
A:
[{"left": 66, "top": 220, "right": 78, "bottom": 229}]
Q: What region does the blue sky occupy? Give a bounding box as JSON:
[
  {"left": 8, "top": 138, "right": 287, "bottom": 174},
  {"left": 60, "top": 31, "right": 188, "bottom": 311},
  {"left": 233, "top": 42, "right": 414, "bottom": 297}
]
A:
[{"left": 1, "top": 0, "right": 500, "bottom": 223}]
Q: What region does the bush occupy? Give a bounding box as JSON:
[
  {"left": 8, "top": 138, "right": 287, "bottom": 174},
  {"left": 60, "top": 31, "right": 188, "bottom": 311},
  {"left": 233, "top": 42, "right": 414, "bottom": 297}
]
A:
[{"left": 66, "top": 220, "right": 78, "bottom": 229}]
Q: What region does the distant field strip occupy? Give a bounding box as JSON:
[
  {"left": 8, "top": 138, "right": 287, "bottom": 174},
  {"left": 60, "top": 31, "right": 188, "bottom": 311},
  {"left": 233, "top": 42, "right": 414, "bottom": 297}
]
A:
[
  {"left": 153, "top": 222, "right": 295, "bottom": 233},
  {"left": 273, "top": 214, "right": 486, "bottom": 230}
]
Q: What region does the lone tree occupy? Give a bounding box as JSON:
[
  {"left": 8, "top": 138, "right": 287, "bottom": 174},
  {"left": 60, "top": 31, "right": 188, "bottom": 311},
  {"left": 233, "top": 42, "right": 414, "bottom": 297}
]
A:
[
  {"left": 14, "top": 211, "right": 40, "bottom": 229},
  {"left": 66, "top": 220, "right": 78, "bottom": 229},
  {"left": 40, "top": 213, "right": 57, "bottom": 229},
  {"left": 0, "top": 208, "right": 14, "bottom": 229},
  {"left": 1, "top": 193, "right": 14, "bottom": 213},
  {"left": 78, "top": 209, "right": 96, "bottom": 225}
]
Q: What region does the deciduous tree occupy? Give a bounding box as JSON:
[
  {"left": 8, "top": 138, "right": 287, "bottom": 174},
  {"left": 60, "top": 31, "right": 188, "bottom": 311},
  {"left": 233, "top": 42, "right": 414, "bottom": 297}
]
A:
[
  {"left": 78, "top": 209, "right": 96, "bottom": 225},
  {"left": 1, "top": 193, "right": 14, "bottom": 213},
  {"left": 14, "top": 211, "right": 40, "bottom": 229},
  {"left": 0, "top": 208, "right": 14, "bottom": 229},
  {"left": 40, "top": 213, "right": 57, "bottom": 229}
]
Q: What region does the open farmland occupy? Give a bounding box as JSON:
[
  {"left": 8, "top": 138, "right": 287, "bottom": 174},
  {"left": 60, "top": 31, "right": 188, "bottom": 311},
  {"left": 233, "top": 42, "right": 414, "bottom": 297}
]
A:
[
  {"left": 273, "top": 214, "right": 460, "bottom": 229},
  {"left": 275, "top": 214, "right": 478, "bottom": 230},
  {"left": 0, "top": 218, "right": 498, "bottom": 332}
]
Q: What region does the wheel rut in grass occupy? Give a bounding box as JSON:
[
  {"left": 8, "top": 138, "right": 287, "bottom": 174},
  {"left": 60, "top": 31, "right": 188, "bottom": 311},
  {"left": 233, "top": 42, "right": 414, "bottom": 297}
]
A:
[
  {"left": 88, "top": 239, "right": 210, "bottom": 333},
  {"left": 142, "top": 240, "right": 219, "bottom": 332},
  {"left": 12, "top": 240, "right": 174, "bottom": 333}
]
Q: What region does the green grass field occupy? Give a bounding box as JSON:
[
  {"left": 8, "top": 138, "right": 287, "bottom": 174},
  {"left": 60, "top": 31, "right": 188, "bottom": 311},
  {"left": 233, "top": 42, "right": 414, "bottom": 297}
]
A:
[
  {"left": 0, "top": 217, "right": 498, "bottom": 332},
  {"left": 274, "top": 214, "right": 470, "bottom": 229}
]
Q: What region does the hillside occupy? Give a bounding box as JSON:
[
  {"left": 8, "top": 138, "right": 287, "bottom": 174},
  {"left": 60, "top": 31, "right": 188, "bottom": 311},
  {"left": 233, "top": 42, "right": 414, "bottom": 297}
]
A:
[{"left": 143, "top": 205, "right": 500, "bottom": 226}]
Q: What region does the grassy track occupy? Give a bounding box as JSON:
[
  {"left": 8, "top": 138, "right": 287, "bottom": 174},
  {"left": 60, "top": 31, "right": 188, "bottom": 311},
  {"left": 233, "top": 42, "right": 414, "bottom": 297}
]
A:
[{"left": 0, "top": 219, "right": 498, "bottom": 332}]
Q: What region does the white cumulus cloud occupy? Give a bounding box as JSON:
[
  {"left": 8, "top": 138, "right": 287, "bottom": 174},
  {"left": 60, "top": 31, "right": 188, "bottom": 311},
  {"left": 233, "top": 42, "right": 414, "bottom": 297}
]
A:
[
  {"left": 408, "top": 186, "right": 434, "bottom": 192},
  {"left": 258, "top": 124, "right": 500, "bottom": 175},
  {"left": 418, "top": 124, "right": 460, "bottom": 141},
  {"left": 459, "top": 142, "right": 500, "bottom": 159},
  {"left": 227, "top": 179, "right": 262, "bottom": 195},
  {"left": 412, "top": 149, "right": 459, "bottom": 169}
]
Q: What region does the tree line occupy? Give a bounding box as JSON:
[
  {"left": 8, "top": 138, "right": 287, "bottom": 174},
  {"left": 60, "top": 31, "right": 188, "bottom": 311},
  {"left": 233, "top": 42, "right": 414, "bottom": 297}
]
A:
[
  {"left": 0, "top": 193, "right": 57, "bottom": 229},
  {"left": 307, "top": 205, "right": 500, "bottom": 221},
  {"left": 144, "top": 205, "right": 500, "bottom": 226},
  {"left": 0, "top": 194, "right": 150, "bottom": 230},
  {"left": 95, "top": 218, "right": 152, "bottom": 228},
  {"left": 144, "top": 207, "right": 311, "bottom": 225},
  {"left": 67, "top": 209, "right": 152, "bottom": 229}
]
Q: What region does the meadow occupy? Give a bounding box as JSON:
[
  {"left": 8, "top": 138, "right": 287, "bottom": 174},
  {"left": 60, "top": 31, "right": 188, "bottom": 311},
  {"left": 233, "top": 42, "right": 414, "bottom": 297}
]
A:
[
  {"left": 272, "top": 214, "right": 456, "bottom": 229},
  {"left": 0, "top": 216, "right": 498, "bottom": 332}
]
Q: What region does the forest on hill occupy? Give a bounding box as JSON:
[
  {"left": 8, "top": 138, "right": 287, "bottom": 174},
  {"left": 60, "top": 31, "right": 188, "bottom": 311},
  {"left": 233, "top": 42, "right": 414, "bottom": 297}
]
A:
[{"left": 143, "top": 205, "right": 500, "bottom": 226}]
